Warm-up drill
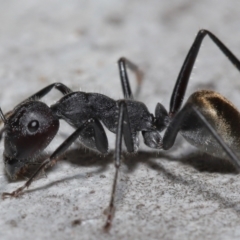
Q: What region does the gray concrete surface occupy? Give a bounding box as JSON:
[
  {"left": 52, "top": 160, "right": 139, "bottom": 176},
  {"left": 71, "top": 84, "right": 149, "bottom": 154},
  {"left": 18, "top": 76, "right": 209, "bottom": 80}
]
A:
[{"left": 1, "top": 0, "right": 240, "bottom": 239}]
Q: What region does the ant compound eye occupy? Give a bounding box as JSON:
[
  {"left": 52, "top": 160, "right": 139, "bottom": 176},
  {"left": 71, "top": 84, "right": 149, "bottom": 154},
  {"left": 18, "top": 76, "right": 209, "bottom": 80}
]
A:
[{"left": 27, "top": 120, "right": 39, "bottom": 133}]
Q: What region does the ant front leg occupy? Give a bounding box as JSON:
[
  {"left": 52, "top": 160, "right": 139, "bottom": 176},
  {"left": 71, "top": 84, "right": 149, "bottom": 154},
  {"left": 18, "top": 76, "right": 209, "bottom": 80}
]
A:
[
  {"left": 1, "top": 83, "right": 71, "bottom": 122},
  {"left": 2, "top": 118, "right": 108, "bottom": 199},
  {"left": 25, "top": 82, "right": 72, "bottom": 102},
  {"left": 0, "top": 83, "right": 73, "bottom": 150}
]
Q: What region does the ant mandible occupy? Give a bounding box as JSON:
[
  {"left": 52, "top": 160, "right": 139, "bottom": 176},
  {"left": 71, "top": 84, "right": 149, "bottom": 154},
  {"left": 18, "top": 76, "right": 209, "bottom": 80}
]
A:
[{"left": 1, "top": 29, "right": 240, "bottom": 230}]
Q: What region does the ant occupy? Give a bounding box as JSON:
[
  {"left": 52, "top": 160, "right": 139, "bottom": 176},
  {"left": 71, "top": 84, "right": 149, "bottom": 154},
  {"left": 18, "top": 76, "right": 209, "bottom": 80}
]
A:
[{"left": 1, "top": 29, "right": 240, "bottom": 231}]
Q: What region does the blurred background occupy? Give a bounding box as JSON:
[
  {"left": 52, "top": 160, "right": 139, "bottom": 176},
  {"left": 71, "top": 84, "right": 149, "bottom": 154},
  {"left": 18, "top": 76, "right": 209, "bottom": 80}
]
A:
[{"left": 1, "top": 1, "right": 240, "bottom": 239}]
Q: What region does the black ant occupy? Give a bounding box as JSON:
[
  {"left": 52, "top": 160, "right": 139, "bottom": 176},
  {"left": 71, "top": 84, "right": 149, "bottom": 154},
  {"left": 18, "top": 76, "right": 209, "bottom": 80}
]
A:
[{"left": 1, "top": 29, "right": 240, "bottom": 231}]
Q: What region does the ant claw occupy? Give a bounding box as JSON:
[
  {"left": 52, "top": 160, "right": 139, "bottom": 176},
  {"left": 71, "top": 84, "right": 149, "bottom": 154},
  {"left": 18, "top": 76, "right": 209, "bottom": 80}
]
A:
[{"left": 2, "top": 187, "right": 25, "bottom": 199}]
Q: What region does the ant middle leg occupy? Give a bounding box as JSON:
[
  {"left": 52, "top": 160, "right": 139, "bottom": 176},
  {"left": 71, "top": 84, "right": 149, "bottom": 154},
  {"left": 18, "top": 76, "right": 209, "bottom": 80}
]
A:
[
  {"left": 118, "top": 57, "right": 160, "bottom": 146},
  {"left": 118, "top": 57, "right": 144, "bottom": 100},
  {"left": 104, "top": 100, "right": 135, "bottom": 230},
  {"left": 102, "top": 57, "right": 145, "bottom": 229}
]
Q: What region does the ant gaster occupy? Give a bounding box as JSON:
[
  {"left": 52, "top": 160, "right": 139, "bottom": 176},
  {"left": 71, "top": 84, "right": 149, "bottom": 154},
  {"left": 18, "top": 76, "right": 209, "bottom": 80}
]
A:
[{"left": 1, "top": 29, "right": 240, "bottom": 230}]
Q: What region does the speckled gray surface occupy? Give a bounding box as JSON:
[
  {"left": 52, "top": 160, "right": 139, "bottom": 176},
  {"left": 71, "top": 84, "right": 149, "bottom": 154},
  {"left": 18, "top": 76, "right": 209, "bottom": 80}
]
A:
[{"left": 1, "top": 1, "right": 240, "bottom": 240}]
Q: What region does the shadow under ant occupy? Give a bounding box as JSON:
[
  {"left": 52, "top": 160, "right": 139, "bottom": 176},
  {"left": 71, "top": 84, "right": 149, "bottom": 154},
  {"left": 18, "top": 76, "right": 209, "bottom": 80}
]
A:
[
  {"left": 3, "top": 145, "right": 240, "bottom": 218},
  {"left": 121, "top": 149, "right": 240, "bottom": 216},
  {"left": 122, "top": 149, "right": 237, "bottom": 174},
  {"left": 6, "top": 143, "right": 237, "bottom": 185},
  {"left": 38, "top": 148, "right": 240, "bottom": 215},
  {"left": 147, "top": 156, "right": 240, "bottom": 216}
]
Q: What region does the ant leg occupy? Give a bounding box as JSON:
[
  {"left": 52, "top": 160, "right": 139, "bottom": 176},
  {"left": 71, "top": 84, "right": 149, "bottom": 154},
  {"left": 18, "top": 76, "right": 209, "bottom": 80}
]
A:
[
  {"left": 162, "top": 105, "right": 240, "bottom": 171},
  {"left": 24, "top": 82, "right": 72, "bottom": 102},
  {"left": 104, "top": 100, "right": 134, "bottom": 230},
  {"left": 170, "top": 29, "right": 240, "bottom": 116},
  {"left": 0, "top": 109, "right": 13, "bottom": 141},
  {"left": 163, "top": 105, "right": 193, "bottom": 150},
  {"left": 0, "top": 82, "right": 72, "bottom": 145},
  {"left": 0, "top": 127, "right": 5, "bottom": 142},
  {"left": 74, "top": 119, "right": 108, "bottom": 153},
  {"left": 192, "top": 107, "right": 240, "bottom": 170},
  {"left": 86, "top": 118, "right": 108, "bottom": 154},
  {"left": 0, "top": 83, "right": 72, "bottom": 140},
  {"left": 118, "top": 57, "right": 144, "bottom": 99},
  {"left": 118, "top": 58, "right": 154, "bottom": 148},
  {"left": 2, "top": 118, "right": 108, "bottom": 199},
  {"left": 0, "top": 108, "right": 6, "bottom": 124}
]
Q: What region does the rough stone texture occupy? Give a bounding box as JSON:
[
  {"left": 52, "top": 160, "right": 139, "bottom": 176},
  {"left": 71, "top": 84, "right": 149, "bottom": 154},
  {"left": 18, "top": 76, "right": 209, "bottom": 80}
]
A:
[{"left": 1, "top": 1, "right": 240, "bottom": 239}]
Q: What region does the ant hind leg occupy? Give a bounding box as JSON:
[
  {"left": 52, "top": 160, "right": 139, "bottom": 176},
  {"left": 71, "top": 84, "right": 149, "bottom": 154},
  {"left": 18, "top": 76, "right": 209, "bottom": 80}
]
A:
[
  {"left": 162, "top": 104, "right": 240, "bottom": 172},
  {"left": 169, "top": 29, "right": 240, "bottom": 117}
]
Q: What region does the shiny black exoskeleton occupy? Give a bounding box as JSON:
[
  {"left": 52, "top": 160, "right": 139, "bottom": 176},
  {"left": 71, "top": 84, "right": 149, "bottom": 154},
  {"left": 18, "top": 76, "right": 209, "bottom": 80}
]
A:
[
  {"left": 2, "top": 29, "right": 240, "bottom": 231},
  {"left": 2, "top": 82, "right": 162, "bottom": 180}
]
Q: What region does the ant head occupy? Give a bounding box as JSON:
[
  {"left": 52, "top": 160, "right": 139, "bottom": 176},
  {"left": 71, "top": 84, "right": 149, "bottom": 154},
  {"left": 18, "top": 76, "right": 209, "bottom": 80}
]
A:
[{"left": 3, "top": 101, "right": 59, "bottom": 164}]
